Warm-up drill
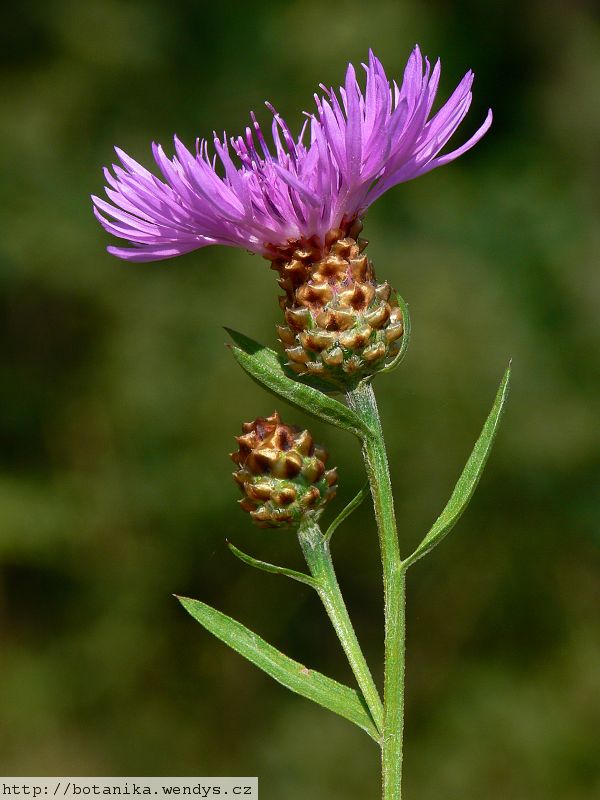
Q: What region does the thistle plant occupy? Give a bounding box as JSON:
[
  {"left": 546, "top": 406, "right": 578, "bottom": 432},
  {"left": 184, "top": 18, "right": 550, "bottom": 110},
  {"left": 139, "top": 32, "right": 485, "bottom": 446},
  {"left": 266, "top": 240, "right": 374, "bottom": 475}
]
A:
[{"left": 94, "top": 47, "right": 509, "bottom": 800}]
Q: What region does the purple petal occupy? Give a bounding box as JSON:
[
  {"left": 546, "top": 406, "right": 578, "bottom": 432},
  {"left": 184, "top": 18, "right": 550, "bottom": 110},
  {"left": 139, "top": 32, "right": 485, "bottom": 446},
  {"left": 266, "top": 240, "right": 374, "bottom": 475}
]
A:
[{"left": 93, "top": 48, "right": 492, "bottom": 263}]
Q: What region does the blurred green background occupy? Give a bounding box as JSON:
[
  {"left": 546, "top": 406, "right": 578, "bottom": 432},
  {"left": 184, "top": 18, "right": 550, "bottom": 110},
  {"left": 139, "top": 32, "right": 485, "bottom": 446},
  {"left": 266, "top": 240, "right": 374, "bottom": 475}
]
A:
[{"left": 1, "top": 0, "right": 599, "bottom": 797}]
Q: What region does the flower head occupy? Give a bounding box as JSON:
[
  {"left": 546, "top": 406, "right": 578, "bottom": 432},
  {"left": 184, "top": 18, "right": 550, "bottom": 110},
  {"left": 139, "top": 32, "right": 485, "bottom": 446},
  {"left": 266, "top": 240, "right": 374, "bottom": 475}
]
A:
[
  {"left": 231, "top": 412, "right": 337, "bottom": 528},
  {"left": 274, "top": 227, "right": 405, "bottom": 388},
  {"left": 93, "top": 47, "right": 491, "bottom": 262}
]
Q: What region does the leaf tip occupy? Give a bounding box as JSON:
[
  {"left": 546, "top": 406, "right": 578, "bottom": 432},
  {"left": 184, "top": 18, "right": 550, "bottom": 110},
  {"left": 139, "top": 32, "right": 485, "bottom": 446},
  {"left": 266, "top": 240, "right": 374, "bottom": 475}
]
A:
[
  {"left": 503, "top": 361, "right": 513, "bottom": 391},
  {"left": 174, "top": 593, "right": 195, "bottom": 609}
]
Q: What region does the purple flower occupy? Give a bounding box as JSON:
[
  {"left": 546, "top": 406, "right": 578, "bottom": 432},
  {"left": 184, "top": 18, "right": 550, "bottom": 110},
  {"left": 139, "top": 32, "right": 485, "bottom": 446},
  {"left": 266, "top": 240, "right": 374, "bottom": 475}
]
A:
[{"left": 93, "top": 47, "right": 492, "bottom": 263}]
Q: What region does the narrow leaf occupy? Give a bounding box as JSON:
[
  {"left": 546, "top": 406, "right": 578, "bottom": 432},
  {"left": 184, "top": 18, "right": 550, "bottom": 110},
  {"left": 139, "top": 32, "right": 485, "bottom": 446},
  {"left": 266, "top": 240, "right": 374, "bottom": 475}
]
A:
[
  {"left": 227, "top": 540, "right": 320, "bottom": 589},
  {"left": 380, "top": 292, "right": 411, "bottom": 374},
  {"left": 325, "top": 482, "right": 370, "bottom": 542},
  {"left": 403, "top": 365, "right": 511, "bottom": 568},
  {"left": 177, "top": 595, "right": 380, "bottom": 741},
  {"left": 226, "top": 329, "right": 371, "bottom": 439}
]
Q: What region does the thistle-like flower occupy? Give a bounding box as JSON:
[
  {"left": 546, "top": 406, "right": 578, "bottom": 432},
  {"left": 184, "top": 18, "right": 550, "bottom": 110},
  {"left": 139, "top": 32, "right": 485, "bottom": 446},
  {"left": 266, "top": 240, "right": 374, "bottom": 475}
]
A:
[
  {"left": 231, "top": 412, "right": 337, "bottom": 528},
  {"left": 93, "top": 47, "right": 491, "bottom": 385}
]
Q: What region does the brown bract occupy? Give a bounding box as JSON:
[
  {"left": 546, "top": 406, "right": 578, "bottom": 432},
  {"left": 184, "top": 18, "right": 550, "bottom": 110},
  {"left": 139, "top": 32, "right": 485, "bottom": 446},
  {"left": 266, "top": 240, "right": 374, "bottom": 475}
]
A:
[
  {"left": 266, "top": 222, "right": 404, "bottom": 390},
  {"left": 231, "top": 412, "right": 337, "bottom": 529}
]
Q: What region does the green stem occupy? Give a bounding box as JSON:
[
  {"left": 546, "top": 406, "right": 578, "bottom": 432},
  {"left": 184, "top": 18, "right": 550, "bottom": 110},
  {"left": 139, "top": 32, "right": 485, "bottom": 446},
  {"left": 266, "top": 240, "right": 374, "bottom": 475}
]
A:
[
  {"left": 347, "top": 381, "right": 406, "bottom": 800},
  {"left": 298, "top": 518, "right": 384, "bottom": 736}
]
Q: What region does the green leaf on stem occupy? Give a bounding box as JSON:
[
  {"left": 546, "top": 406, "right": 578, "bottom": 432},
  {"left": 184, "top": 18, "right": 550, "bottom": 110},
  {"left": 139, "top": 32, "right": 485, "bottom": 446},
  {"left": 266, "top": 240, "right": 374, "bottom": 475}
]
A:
[
  {"left": 225, "top": 329, "right": 371, "bottom": 439},
  {"left": 403, "top": 364, "right": 512, "bottom": 568},
  {"left": 324, "top": 482, "right": 370, "bottom": 542},
  {"left": 176, "top": 595, "right": 380, "bottom": 741},
  {"left": 380, "top": 292, "right": 411, "bottom": 374},
  {"left": 227, "top": 540, "right": 319, "bottom": 589}
]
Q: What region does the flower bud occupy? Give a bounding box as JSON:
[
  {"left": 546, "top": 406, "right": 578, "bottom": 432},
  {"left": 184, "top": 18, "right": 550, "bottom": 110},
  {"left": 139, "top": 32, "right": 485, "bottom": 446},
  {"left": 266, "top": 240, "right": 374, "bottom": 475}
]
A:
[
  {"left": 269, "top": 222, "right": 404, "bottom": 390},
  {"left": 231, "top": 412, "right": 338, "bottom": 528}
]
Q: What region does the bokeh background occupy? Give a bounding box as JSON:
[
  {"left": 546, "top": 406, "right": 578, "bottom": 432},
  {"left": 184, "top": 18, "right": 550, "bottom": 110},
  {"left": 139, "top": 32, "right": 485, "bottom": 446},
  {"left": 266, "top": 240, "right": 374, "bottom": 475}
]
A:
[{"left": 1, "top": 0, "right": 599, "bottom": 797}]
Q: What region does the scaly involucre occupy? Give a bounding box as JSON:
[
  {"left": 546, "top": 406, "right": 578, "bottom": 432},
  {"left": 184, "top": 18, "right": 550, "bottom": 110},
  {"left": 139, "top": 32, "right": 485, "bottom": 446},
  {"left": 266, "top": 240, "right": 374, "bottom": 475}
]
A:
[{"left": 93, "top": 47, "right": 492, "bottom": 262}]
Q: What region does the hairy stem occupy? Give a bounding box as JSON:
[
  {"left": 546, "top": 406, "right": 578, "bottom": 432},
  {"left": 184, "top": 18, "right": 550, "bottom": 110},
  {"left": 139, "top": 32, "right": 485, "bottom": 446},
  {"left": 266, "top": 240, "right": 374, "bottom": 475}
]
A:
[
  {"left": 347, "top": 381, "right": 406, "bottom": 800},
  {"left": 298, "top": 518, "right": 384, "bottom": 736}
]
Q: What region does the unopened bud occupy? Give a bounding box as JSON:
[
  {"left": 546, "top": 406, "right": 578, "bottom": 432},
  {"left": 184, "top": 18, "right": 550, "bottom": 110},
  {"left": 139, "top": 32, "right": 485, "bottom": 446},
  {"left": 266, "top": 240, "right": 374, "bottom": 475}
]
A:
[{"left": 231, "top": 412, "right": 338, "bottom": 528}]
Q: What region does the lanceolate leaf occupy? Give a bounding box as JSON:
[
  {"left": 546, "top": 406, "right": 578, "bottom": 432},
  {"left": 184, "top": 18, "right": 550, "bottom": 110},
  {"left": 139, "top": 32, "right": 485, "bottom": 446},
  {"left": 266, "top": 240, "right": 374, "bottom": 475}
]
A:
[
  {"left": 325, "top": 482, "right": 370, "bottom": 542},
  {"left": 225, "top": 329, "right": 371, "bottom": 440},
  {"left": 227, "top": 541, "right": 319, "bottom": 589},
  {"left": 380, "top": 293, "right": 411, "bottom": 374},
  {"left": 403, "top": 365, "right": 511, "bottom": 568},
  {"left": 177, "top": 596, "right": 380, "bottom": 741}
]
